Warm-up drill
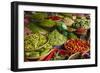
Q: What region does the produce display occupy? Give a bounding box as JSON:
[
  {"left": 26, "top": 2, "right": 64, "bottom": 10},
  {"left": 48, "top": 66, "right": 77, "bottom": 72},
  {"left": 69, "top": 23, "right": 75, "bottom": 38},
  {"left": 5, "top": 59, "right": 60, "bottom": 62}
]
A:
[{"left": 24, "top": 11, "right": 90, "bottom": 61}]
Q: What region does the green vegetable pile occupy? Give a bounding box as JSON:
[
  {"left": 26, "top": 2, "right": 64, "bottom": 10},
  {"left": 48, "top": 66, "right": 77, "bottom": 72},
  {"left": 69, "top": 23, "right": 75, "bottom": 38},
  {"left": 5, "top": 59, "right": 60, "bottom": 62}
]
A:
[
  {"left": 39, "top": 19, "right": 56, "bottom": 28},
  {"left": 28, "top": 23, "right": 48, "bottom": 35},
  {"left": 48, "top": 30, "right": 66, "bottom": 46},
  {"left": 24, "top": 33, "right": 47, "bottom": 51},
  {"left": 24, "top": 30, "right": 66, "bottom": 59},
  {"left": 72, "top": 17, "right": 90, "bottom": 29}
]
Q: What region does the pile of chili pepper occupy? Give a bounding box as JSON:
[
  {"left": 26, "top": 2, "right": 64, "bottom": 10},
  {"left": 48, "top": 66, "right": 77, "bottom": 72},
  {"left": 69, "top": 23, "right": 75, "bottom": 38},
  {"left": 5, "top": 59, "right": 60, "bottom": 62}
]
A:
[
  {"left": 48, "top": 16, "right": 62, "bottom": 21},
  {"left": 40, "top": 48, "right": 67, "bottom": 61},
  {"left": 64, "top": 39, "right": 90, "bottom": 56}
]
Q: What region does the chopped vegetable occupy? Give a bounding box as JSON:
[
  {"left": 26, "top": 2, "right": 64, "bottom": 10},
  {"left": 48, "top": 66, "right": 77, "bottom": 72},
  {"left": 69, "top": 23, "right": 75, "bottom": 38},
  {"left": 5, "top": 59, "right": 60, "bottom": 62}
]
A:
[
  {"left": 48, "top": 30, "right": 66, "bottom": 46},
  {"left": 24, "top": 33, "right": 47, "bottom": 51}
]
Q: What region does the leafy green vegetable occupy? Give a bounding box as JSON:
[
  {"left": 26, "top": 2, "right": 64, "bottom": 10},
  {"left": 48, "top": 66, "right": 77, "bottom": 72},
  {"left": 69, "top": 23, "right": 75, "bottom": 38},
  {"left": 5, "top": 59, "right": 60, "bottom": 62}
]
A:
[
  {"left": 39, "top": 19, "right": 56, "bottom": 27},
  {"left": 43, "top": 42, "right": 53, "bottom": 50},
  {"left": 48, "top": 30, "right": 66, "bottom": 46},
  {"left": 31, "top": 12, "right": 47, "bottom": 21},
  {"left": 57, "top": 21, "right": 67, "bottom": 31},
  {"left": 56, "top": 21, "right": 68, "bottom": 36},
  {"left": 28, "top": 23, "right": 48, "bottom": 35}
]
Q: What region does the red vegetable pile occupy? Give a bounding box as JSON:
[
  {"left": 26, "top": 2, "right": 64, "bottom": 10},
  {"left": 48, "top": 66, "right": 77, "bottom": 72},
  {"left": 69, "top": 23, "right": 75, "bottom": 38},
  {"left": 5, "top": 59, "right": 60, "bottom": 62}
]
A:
[
  {"left": 40, "top": 48, "right": 67, "bottom": 61},
  {"left": 64, "top": 39, "right": 90, "bottom": 56},
  {"left": 48, "top": 16, "right": 62, "bottom": 21}
]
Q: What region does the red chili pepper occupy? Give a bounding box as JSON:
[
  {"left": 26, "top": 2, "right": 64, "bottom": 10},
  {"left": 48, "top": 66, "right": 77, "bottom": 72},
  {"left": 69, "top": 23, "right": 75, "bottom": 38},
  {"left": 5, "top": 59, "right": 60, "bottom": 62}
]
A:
[
  {"left": 45, "top": 52, "right": 54, "bottom": 61},
  {"left": 44, "top": 48, "right": 58, "bottom": 61},
  {"left": 58, "top": 50, "right": 66, "bottom": 55},
  {"left": 48, "top": 16, "right": 61, "bottom": 21},
  {"left": 40, "top": 55, "right": 49, "bottom": 61}
]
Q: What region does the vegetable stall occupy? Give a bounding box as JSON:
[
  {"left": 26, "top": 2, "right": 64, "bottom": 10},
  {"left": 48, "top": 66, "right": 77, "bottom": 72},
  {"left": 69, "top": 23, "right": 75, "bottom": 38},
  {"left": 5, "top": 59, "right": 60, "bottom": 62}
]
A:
[{"left": 24, "top": 11, "right": 90, "bottom": 61}]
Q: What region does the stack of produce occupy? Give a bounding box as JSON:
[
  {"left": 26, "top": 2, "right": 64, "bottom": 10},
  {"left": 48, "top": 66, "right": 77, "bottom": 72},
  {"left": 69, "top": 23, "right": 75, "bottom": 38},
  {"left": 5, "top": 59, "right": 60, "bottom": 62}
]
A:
[
  {"left": 64, "top": 39, "right": 90, "bottom": 56},
  {"left": 24, "top": 11, "right": 90, "bottom": 61}
]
